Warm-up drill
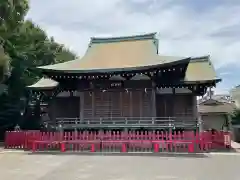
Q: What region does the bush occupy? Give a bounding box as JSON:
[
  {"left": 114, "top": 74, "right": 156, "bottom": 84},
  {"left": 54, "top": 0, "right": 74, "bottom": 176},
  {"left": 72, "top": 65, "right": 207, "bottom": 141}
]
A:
[{"left": 231, "top": 109, "right": 240, "bottom": 124}]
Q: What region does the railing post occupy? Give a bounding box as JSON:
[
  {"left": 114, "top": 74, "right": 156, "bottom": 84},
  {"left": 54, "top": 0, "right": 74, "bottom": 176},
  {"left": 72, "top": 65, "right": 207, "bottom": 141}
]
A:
[
  {"left": 154, "top": 143, "right": 159, "bottom": 152},
  {"left": 61, "top": 142, "right": 65, "bottom": 152},
  {"left": 32, "top": 141, "right": 36, "bottom": 152},
  {"left": 122, "top": 143, "right": 127, "bottom": 152},
  {"left": 91, "top": 144, "right": 95, "bottom": 152}
]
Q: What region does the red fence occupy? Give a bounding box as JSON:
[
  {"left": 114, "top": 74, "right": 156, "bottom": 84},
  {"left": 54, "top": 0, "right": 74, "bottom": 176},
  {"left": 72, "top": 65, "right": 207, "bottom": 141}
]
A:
[{"left": 4, "top": 130, "right": 231, "bottom": 153}]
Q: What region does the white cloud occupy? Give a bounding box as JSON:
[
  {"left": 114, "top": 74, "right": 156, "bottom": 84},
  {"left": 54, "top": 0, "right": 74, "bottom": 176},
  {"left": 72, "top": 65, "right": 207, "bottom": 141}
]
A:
[
  {"left": 27, "top": 0, "right": 240, "bottom": 68},
  {"left": 26, "top": 0, "right": 240, "bottom": 93}
]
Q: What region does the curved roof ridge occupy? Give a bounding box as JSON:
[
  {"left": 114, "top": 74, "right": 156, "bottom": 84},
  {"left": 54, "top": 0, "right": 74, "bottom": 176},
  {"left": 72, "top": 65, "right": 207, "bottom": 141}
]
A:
[
  {"left": 91, "top": 32, "right": 157, "bottom": 44},
  {"left": 190, "top": 55, "right": 210, "bottom": 62}
]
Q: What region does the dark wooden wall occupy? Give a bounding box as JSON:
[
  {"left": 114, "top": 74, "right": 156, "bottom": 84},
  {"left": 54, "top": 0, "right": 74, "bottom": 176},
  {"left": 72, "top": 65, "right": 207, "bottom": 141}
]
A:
[
  {"left": 49, "top": 96, "right": 80, "bottom": 121},
  {"left": 83, "top": 89, "right": 153, "bottom": 119},
  {"left": 48, "top": 89, "right": 196, "bottom": 122},
  {"left": 156, "top": 94, "right": 194, "bottom": 118}
]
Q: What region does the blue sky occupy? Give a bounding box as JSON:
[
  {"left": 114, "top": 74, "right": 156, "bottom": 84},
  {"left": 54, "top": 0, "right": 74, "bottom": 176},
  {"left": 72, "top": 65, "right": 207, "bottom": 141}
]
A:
[{"left": 26, "top": 0, "right": 240, "bottom": 94}]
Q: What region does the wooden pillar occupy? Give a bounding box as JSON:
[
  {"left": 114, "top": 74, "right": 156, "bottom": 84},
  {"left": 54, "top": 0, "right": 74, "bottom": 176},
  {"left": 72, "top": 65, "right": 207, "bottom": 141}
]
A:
[
  {"left": 48, "top": 97, "right": 54, "bottom": 123},
  {"left": 198, "top": 114, "right": 203, "bottom": 132},
  {"left": 172, "top": 88, "right": 176, "bottom": 117},
  {"left": 192, "top": 95, "right": 198, "bottom": 120},
  {"left": 130, "top": 90, "right": 133, "bottom": 117},
  {"left": 164, "top": 97, "right": 167, "bottom": 117},
  {"left": 80, "top": 92, "right": 84, "bottom": 121},
  {"left": 120, "top": 92, "right": 123, "bottom": 117},
  {"left": 192, "top": 95, "right": 199, "bottom": 131},
  {"left": 92, "top": 91, "right": 95, "bottom": 119},
  {"left": 139, "top": 90, "right": 142, "bottom": 118},
  {"left": 151, "top": 88, "right": 156, "bottom": 117}
]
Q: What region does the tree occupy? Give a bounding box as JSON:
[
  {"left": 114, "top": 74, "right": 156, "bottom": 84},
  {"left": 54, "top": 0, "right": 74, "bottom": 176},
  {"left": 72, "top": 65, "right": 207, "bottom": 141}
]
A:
[
  {"left": 0, "top": 46, "right": 10, "bottom": 96},
  {"left": 0, "top": 0, "right": 76, "bottom": 135},
  {"left": 0, "top": 0, "right": 29, "bottom": 36},
  {"left": 0, "top": 46, "right": 10, "bottom": 82},
  {"left": 231, "top": 109, "right": 240, "bottom": 124}
]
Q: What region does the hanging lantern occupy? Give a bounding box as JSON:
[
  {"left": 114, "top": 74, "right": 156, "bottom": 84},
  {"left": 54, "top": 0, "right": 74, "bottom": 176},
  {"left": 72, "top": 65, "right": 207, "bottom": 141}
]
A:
[{"left": 144, "top": 88, "right": 147, "bottom": 93}]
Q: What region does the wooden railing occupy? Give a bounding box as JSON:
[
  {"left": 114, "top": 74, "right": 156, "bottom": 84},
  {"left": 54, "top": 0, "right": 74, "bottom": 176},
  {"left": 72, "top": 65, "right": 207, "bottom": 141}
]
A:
[
  {"left": 46, "top": 117, "right": 199, "bottom": 128},
  {"left": 4, "top": 130, "right": 231, "bottom": 153}
]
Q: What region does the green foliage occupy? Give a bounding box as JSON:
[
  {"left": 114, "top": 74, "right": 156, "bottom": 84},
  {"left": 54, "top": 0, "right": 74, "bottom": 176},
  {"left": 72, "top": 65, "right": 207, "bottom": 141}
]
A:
[
  {"left": 231, "top": 109, "right": 240, "bottom": 124},
  {"left": 0, "top": 0, "right": 29, "bottom": 36},
  {"left": 0, "top": 46, "right": 10, "bottom": 84},
  {"left": 0, "top": 0, "right": 76, "bottom": 135}
]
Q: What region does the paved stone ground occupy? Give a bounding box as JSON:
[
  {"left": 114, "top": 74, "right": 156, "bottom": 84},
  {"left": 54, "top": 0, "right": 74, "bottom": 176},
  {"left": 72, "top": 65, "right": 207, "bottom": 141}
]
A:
[{"left": 0, "top": 152, "right": 239, "bottom": 180}]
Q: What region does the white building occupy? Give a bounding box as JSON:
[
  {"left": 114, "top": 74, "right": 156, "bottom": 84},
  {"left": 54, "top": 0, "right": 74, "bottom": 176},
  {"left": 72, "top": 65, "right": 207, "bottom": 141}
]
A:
[{"left": 230, "top": 85, "right": 240, "bottom": 108}]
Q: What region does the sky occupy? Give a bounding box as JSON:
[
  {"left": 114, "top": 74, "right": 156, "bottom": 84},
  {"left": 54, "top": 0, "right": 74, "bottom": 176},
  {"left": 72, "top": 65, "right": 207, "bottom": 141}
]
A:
[{"left": 26, "top": 0, "right": 240, "bottom": 94}]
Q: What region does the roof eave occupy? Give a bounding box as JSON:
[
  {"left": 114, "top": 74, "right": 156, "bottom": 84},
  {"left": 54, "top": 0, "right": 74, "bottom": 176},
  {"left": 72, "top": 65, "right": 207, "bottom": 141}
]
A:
[
  {"left": 37, "top": 57, "right": 191, "bottom": 74},
  {"left": 183, "top": 78, "right": 222, "bottom": 84},
  {"left": 26, "top": 86, "right": 57, "bottom": 90},
  {"left": 26, "top": 78, "right": 59, "bottom": 90}
]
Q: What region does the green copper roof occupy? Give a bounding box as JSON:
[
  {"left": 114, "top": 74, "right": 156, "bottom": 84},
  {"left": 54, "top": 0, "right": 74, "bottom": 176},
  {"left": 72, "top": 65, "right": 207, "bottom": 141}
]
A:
[
  {"left": 27, "top": 78, "right": 58, "bottom": 89},
  {"left": 37, "top": 33, "right": 190, "bottom": 73},
  {"left": 28, "top": 33, "right": 221, "bottom": 89},
  {"left": 29, "top": 56, "right": 220, "bottom": 89},
  {"left": 184, "top": 56, "right": 221, "bottom": 83}
]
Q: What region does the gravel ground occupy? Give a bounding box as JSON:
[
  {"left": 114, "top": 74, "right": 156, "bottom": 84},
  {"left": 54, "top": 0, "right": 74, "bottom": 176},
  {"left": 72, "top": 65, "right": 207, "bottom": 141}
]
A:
[{"left": 0, "top": 152, "right": 239, "bottom": 180}]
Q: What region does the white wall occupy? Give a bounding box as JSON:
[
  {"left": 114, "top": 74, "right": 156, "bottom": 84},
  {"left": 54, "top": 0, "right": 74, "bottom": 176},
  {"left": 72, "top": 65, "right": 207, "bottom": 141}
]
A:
[
  {"left": 230, "top": 87, "right": 240, "bottom": 108},
  {"left": 202, "top": 114, "right": 226, "bottom": 131}
]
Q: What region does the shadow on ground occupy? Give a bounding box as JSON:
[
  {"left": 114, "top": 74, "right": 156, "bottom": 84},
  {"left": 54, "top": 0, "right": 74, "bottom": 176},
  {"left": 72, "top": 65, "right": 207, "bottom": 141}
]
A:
[
  {"left": 26, "top": 151, "right": 209, "bottom": 158},
  {"left": 209, "top": 148, "right": 236, "bottom": 153}
]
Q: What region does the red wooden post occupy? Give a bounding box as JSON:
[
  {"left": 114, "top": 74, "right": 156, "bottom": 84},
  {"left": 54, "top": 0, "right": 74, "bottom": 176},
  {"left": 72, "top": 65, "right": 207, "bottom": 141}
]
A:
[
  {"left": 121, "top": 143, "right": 127, "bottom": 152},
  {"left": 188, "top": 131, "right": 195, "bottom": 153},
  {"left": 91, "top": 144, "right": 95, "bottom": 152},
  {"left": 154, "top": 143, "right": 159, "bottom": 152},
  {"left": 4, "top": 131, "right": 8, "bottom": 148},
  {"left": 24, "top": 132, "right": 27, "bottom": 149},
  {"left": 61, "top": 142, "right": 65, "bottom": 152},
  {"left": 188, "top": 142, "right": 194, "bottom": 153},
  {"left": 32, "top": 141, "right": 36, "bottom": 152}
]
